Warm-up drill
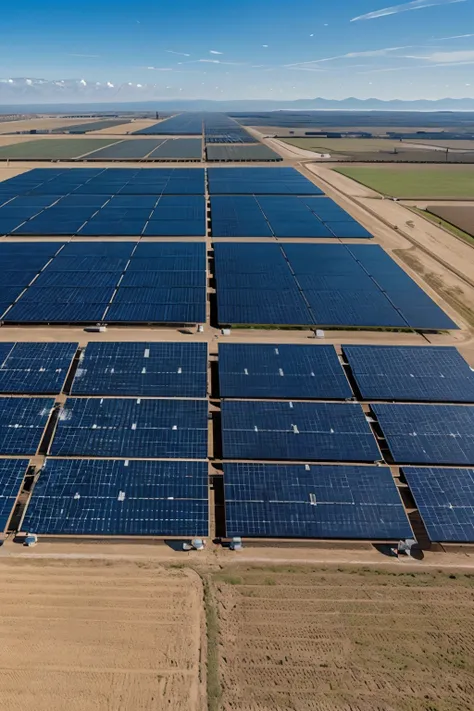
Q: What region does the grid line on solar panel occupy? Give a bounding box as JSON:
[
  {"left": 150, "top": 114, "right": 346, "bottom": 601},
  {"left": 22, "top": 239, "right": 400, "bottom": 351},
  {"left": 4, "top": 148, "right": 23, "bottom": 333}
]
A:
[
  {"left": 373, "top": 403, "right": 474, "bottom": 465},
  {"left": 71, "top": 342, "right": 207, "bottom": 397},
  {"left": 223, "top": 463, "right": 412, "bottom": 540},
  {"left": 0, "top": 458, "right": 29, "bottom": 532},
  {"left": 221, "top": 400, "right": 381, "bottom": 462},
  {"left": 218, "top": 344, "right": 353, "bottom": 400},
  {"left": 50, "top": 397, "right": 209, "bottom": 459},
  {"left": 343, "top": 345, "right": 474, "bottom": 402},
  {"left": 0, "top": 342, "right": 78, "bottom": 394},
  {"left": 0, "top": 397, "right": 54, "bottom": 454},
  {"left": 402, "top": 466, "right": 474, "bottom": 543},
  {"left": 22, "top": 458, "right": 209, "bottom": 536}
]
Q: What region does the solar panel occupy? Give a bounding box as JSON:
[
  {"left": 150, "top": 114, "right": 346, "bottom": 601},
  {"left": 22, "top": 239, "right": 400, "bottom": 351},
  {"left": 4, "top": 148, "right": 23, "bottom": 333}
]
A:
[
  {"left": 221, "top": 400, "right": 380, "bottom": 461},
  {"left": 50, "top": 397, "right": 208, "bottom": 458},
  {"left": 373, "top": 403, "right": 474, "bottom": 465},
  {"left": 218, "top": 344, "right": 352, "bottom": 399},
  {"left": 0, "top": 397, "right": 54, "bottom": 454},
  {"left": 0, "top": 459, "right": 29, "bottom": 532},
  {"left": 22, "top": 459, "right": 209, "bottom": 536},
  {"left": 224, "top": 463, "right": 412, "bottom": 540},
  {"left": 403, "top": 466, "right": 474, "bottom": 543},
  {"left": 208, "top": 167, "right": 324, "bottom": 195},
  {"left": 71, "top": 342, "right": 207, "bottom": 397},
  {"left": 0, "top": 342, "right": 78, "bottom": 394},
  {"left": 343, "top": 345, "right": 474, "bottom": 402}
]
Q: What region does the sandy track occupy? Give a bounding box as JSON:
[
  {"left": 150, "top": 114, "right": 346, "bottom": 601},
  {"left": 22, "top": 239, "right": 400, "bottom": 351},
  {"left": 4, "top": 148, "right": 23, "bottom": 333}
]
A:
[
  {"left": 213, "top": 566, "right": 474, "bottom": 711},
  {"left": 0, "top": 559, "right": 205, "bottom": 711}
]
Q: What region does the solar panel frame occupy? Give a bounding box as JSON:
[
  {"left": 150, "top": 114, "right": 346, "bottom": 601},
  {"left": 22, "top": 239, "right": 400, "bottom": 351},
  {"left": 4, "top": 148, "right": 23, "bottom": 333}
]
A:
[
  {"left": 0, "top": 342, "right": 78, "bottom": 394},
  {"left": 0, "top": 458, "right": 29, "bottom": 533}
]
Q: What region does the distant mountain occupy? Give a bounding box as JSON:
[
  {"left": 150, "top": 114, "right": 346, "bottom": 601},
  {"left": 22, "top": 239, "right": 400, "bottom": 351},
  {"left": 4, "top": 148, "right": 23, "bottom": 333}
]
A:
[{"left": 1, "top": 78, "right": 474, "bottom": 111}]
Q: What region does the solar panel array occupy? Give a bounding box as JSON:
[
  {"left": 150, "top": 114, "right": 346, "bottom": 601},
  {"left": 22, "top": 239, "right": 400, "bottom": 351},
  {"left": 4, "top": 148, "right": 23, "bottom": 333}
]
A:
[
  {"left": 72, "top": 342, "right": 207, "bottom": 397},
  {"left": 1, "top": 242, "right": 206, "bottom": 324},
  {"left": 0, "top": 459, "right": 29, "bottom": 533},
  {"left": 0, "top": 168, "right": 206, "bottom": 236},
  {"left": 343, "top": 345, "right": 474, "bottom": 402},
  {"left": 22, "top": 459, "right": 209, "bottom": 536},
  {"left": 84, "top": 138, "right": 202, "bottom": 161},
  {"left": 224, "top": 463, "right": 412, "bottom": 539},
  {"left": 372, "top": 403, "right": 474, "bottom": 465},
  {"left": 208, "top": 167, "right": 324, "bottom": 195},
  {"left": 134, "top": 113, "right": 204, "bottom": 135},
  {"left": 0, "top": 397, "right": 54, "bottom": 454},
  {"left": 203, "top": 113, "right": 258, "bottom": 143},
  {"left": 214, "top": 243, "right": 457, "bottom": 329},
  {"left": 403, "top": 466, "right": 474, "bottom": 543},
  {"left": 211, "top": 196, "right": 372, "bottom": 238},
  {"left": 0, "top": 342, "right": 78, "bottom": 393},
  {"left": 206, "top": 145, "right": 282, "bottom": 162},
  {"left": 221, "top": 400, "right": 381, "bottom": 462},
  {"left": 50, "top": 397, "right": 208, "bottom": 458},
  {"left": 218, "top": 343, "right": 352, "bottom": 399},
  {"left": 53, "top": 119, "right": 132, "bottom": 134}
]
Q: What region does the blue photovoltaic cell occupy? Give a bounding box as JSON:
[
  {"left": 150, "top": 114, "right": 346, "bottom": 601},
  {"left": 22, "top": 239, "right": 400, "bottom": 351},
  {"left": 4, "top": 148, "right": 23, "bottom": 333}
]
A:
[
  {"left": 373, "top": 403, "right": 474, "bottom": 465},
  {"left": 105, "top": 302, "right": 206, "bottom": 324},
  {"left": 343, "top": 345, "right": 474, "bottom": 402},
  {"left": 0, "top": 342, "right": 77, "bottom": 394},
  {"left": 0, "top": 459, "right": 29, "bottom": 532},
  {"left": 71, "top": 342, "right": 207, "bottom": 397},
  {"left": 208, "top": 167, "right": 324, "bottom": 195},
  {"left": 0, "top": 397, "right": 54, "bottom": 454},
  {"left": 50, "top": 397, "right": 208, "bottom": 458},
  {"left": 5, "top": 302, "right": 109, "bottom": 323},
  {"left": 403, "top": 466, "right": 474, "bottom": 543},
  {"left": 224, "top": 463, "right": 412, "bottom": 540},
  {"left": 221, "top": 400, "right": 380, "bottom": 461},
  {"left": 219, "top": 344, "right": 352, "bottom": 399},
  {"left": 22, "top": 459, "right": 209, "bottom": 536}
]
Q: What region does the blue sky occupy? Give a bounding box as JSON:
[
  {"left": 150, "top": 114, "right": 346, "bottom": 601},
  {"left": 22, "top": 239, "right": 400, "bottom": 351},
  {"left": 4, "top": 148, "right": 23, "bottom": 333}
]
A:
[{"left": 1, "top": 0, "right": 473, "bottom": 100}]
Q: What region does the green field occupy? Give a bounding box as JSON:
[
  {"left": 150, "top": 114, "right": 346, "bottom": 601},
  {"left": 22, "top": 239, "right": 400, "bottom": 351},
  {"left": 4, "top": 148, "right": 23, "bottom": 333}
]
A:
[
  {"left": 0, "top": 138, "right": 117, "bottom": 160},
  {"left": 335, "top": 166, "right": 474, "bottom": 198}
]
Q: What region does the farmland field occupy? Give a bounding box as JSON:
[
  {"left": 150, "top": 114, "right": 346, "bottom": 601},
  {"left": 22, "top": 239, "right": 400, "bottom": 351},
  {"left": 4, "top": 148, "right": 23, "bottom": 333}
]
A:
[
  {"left": 336, "top": 165, "right": 474, "bottom": 198},
  {"left": 282, "top": 137, "right": 415, "bottom": 153},
  {"left": 211, "top": 566, "right": 474, "bottom": 711},
  {"left": 0, "top": 559, "right": 205, "bottom": 711},
  {"left": 427, "top": 204, "right": 474, "bottom": 237}
]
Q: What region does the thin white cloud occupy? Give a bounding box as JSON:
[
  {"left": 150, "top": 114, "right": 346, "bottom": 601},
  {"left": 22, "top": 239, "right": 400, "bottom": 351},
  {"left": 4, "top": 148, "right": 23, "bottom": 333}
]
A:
[
  {"left": 262, "top": 44, "right": 268, "bottom": 47},
  {"left": 435, "top": 33, "right": 474, "bottom": 39},
  {"left": 407, "top": 49, "right": 474, "bottom": 62},
  {"left": 209, "top": 50, "right": 223, "bottom": 55},
  {"left": 146, "top": 66, "right": 174, "bottom": 71},
  {"left": 196, "top": 59, "right": 245, "bottom": 65},
  {"left": 68, "top": 53, "right": 100, "bottom": 58},
  {"left": 351, "top": 0, "right": 466, "bottom": 22},
  {"left": 286, "top": 46, "right": 410, "bottom": 67},
  {"left": 164, "top": 49, "right": 191, "bottom": 57}
]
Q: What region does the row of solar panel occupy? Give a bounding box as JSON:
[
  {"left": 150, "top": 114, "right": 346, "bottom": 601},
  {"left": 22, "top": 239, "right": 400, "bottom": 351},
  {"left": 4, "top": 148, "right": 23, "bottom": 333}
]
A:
[
  {"left": 206, "top": 145, "right": 282, "bottom": 162},
  {"left": 0, "top": 166, "right": 322, "bottom": 197},
  {"left": 0, "top": 242, "right": 207, "bottom": 324},
  {"left": 214, "top": 243, "right": 457, "bottom": 330},
  {"left": 1, "top": 457, "right": 472, "bottom": 543},
  {"left": 0, "top": 195, "right": 206, "bottom": 236},
  {"left": 1, "top": 341, "right": 472, "bottom": 403},
  {"left": 0, "top": 391, "right": 472, "bottom": 466},
  {"left": 211, "top": 196, "right": 372, "bottom": 238}
]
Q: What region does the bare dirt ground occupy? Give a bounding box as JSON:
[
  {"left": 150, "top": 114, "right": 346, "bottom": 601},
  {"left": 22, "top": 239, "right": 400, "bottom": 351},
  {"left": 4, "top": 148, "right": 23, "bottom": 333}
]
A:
[
  {"left": 0, "top": 558, "right": 205, "bottom": 711},
  {"left": 0, "top": 118, "right": 102, "bottom": 134},
  {"left": 211, "top": 565, "right": 474, "bottom": 711}
]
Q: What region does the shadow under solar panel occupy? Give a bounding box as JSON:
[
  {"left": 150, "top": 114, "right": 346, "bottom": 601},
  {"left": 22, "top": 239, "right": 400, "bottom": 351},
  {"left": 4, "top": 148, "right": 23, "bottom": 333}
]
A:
[{"left": 224, "top": 463, "right": 412, "bottom": 540}]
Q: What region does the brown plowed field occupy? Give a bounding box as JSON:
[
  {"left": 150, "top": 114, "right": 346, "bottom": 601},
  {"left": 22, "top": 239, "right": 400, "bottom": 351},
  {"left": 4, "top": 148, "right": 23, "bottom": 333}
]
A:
[
  {"left": 0, "top": 559, "right": 205, "bottom": 711},
  {"left": 427, "top": 205, "right": 474, "bottom": 237},
  {"left": 211, "top": 566, "right": 474, "bottom": 711}
]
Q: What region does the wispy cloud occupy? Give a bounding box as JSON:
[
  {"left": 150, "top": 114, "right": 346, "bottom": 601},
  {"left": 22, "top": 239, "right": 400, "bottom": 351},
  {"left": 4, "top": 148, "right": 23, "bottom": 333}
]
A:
[
  {"left": 164, "top": 49, "right": 191, "bottom": 57},
  {"left": 209, "top": 50, "right": 223, "bottom": 55},
  {"left": 434, "top": 33, "right": 474, "bottom": 39},
  {"left": 195, "top": 59, "right": 245, "bottom": 65},
  {"left": 146, "top": 66, "right": 174, "bottom": 71},
  {"left": 286, "top": 46, "right": 410, "bottom": 67},
  {"left": 407, "top": 49, "right": 474, "bottom": 62},
  {"left": 351, "top": 0, "right": 466, "bottom": 22},
  {"left": 68, "top": 53, "right": 100, "bottom": 58}
]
